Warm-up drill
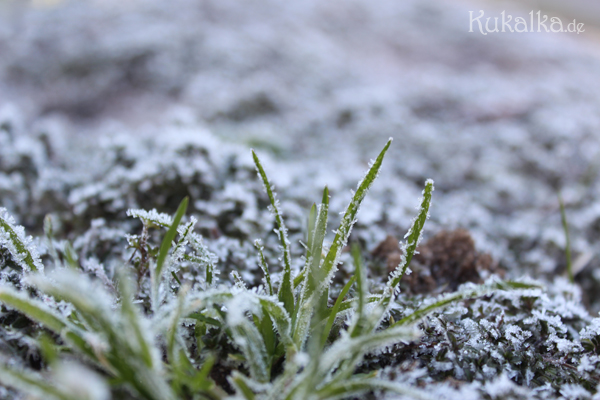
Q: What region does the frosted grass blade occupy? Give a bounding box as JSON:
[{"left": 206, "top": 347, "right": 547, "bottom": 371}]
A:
[
  {"left": 293, "top": 187, "right": 329, "bottom": 347},
  {"left": 255, "top": 239, "right": 273, "bottom": 296},
  {"left": 318, "top": 325, "right": 420, "bottom": 377},
  {"left": 383, "top": 179, "right": 434, "bottom": 308},
  {"left": 392, "top": 280, "right": 541, "bottom": 327},
  {"left": 231, "top": 372, "right": 257, "bottom": 400},
  {"left": 0, "top": 286, "right": 95, "bottom": 360},
  {"left": 252, "top": 150, "right": 294, "bottom": 315},
  {"left": 228, "top": 309, "right": 270, "bottom": 382},
  {"left": 316, "top": 139, "right": 392, "bottom": 301},
  {"left": 317, "top": 377, "right": 433, "bottom": 400},
  {"left": 0, "top": 208, "right": 44, "bottom": 272},
  {"left": 349, "top": 244, "right": 368, "bottom": 337},
  {"left": 154, "top": 197, "right": 188, "bottom": 298},
  {"left": 321, "top": 275, "right": 356, "bottom": 346},
  {"left": 0, "top": 364, "right": 76, "bottom": 400}
]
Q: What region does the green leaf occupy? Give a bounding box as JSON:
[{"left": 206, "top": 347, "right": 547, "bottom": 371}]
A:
[
  {"left": 228, "top": 310, "right": 270, "bottom": 382},
  {"left": 30, "top": 271, "right": 175, "bottom": 400},
  {"left": 348, "top": 244, "right": 371, "bottom": 338},
  {"left": 392, "top": 280, "right": 541, "bottom": 327},
  {"left": 44, "top": 214, "right": 61, "bottom": 268},
  {"left": 0, "top": 286, "right": 95, "bottom": 360},
  {"left": 307, "top": 187, "right": 329, "bottom": 293},
  {"left": 317, "top": 377, "right": 433, "bottom": 400},
  {"left": 115, "top": 270, "right": 158, "bottom": 369},
  {"left": 154, "top": 197, "right": 189, "bottom": 301},
  {"left": 256, "top": 296, "right": 294, "bottom": 350},
  {"left": 166, "top": 287, "right": 189, "bottom": 368},
  {"left": 188, "top": 311, "right": 222, "bottom": 327},
  {"left": 38, "top": 333, "right": 59, "bottom": 366},
  {"left": 252, "top": 150, "right": 295, "bottom": 315},
  {"left": 293, "top": 187, "right": 329, "bottom": 347},
  {"left": 255, "top": 240, "right": 273, "bottom": 296},
  {"left": 384, "top": 179, "right": 434, "bottom": 307},
  {"left": 0, "top": 208, "right": 44, "bottom": 272},
  {"left": 317, "top": 139, "right": 392, "bottom": 300},
  {"left": 0, "top": 363, "right": 75, "bottom": 400},
  {"left": 255, "top": 311, "right": 276, "bottom": 361},
  {"left": 307, "top": 203, "right": 317, "bottom": 252},
  {"left": 63, "top": 241, "right": 79, "bottom": 270},
  {"left": 317, "top": 325, "right": 420, "bottom": 386},
  {"left": 230, "top": 372, "right": 257, "bottom": 400},
  {"left": 321, "top": 275, "right": 356, "bottom": 346}
]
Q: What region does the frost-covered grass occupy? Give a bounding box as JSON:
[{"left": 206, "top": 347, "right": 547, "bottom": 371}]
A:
[
  {"left": 2, "top": 137, "right": 579, "bottom": 400},
  {"left": 1, "top": 106, "right": 600, "bottom": 399}
]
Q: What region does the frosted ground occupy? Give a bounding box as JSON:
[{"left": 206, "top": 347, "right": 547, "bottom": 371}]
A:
[{"left": 1, "top": 0, "right": 600, "bottom": 399}]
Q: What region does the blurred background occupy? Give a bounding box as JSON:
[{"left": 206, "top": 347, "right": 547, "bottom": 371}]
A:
[{"left": 1, "top": 0, "right": 600, "bottom": 308}]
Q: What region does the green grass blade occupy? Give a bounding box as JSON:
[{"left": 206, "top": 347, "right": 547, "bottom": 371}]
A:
[
  {"left": 293, "top": 188, "right": 329, "bottom": 347},
  {"left": 64, "top": 241, "right": 80, "bottom": 270},
  {"left": 167, "top": 285, "right": 190, "bottom": 371},
  {"left": 392, "top": 280, "right": 541, "bottom": 327},
  {"left": 252, "top": 150, "right": 294, "bottom": 315},
  {"left": 0, "top": 363, "right": 75, "bottom": 400},
  {"left": 0, "top": 286, "right": 97, "bottom": 361},
  {"left": 316, "top": 139, "right": 392, "bottom": 300},
  {"left": 384, "top": 179, "right": 434, "bottom": 306},
  {"left": 31, "top": 272, "right": 175, "bottom": 400},
  {"left": 0, "top": 208, "right": 44, "bottom": 272},
  {"left": 307, "top": 203, "right": 317, "bottom": 252},
  {"left": 228, "top": 314, "right": 270, "bottom": 382},
  {"left": 308, "top": 188, "right": 329, "bottom": 290},
  {"left": 296, "top": 203, "right": 318, "bottom": 295},
  {"left": 254, "top": 239, "right": 273, "bottom": 296},
  {"left": 255, "top": 312, "right": 276, "bottom": 362},
  {"left": 44, "top": 214, "right": 61, "bottom": 268},
  {"left": 321, "top": 275, "right": 356, "bottom": 346},
  {"left": 318, "top": 325, "right": 420, "bottom": 377},
  {"left": 349, "top": 244, "right": 368, "bottom": 337},
  {"left": 337, "top": 295, "right": 381, "bottom": 314},
  {"left": 257, "top": 296, "right": 294, "bottom": 349},
  {"left": 187, "top": 312, "right": 222, "bottom": 327},
  {"left": 317, "top": 377, "right": 433, "bottom": 400},
  {"left": 154, "top": 197, "right": 189, "bottom": 299},
  {"left": 558, "top": 192, "right": 573, "bottom": 283},
  {"left": 293, "top": 270, "right": 305, "bottom": 288},
  {"left": 230, "top": 372, "right": 257, "bottom": 400},
  {"left": 0, "top": 286, "right": 69, "bottom": 332}
]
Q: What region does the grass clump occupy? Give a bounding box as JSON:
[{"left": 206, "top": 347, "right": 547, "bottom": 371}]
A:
[{"left": 0, "top": 139, "right": 554, "bottom": 400}]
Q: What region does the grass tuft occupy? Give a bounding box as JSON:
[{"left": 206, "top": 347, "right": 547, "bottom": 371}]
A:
[{"left": 0, "top": 140, "right": 555, "bottom": 400}]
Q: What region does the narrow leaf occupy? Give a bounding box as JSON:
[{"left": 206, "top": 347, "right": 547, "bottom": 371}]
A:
[
  {"left": 316, "top": 139, "right": 392, "bottom": 301},
  {"left": 349, "top": 244, "right": 368, "bottom": 337},
  {"left": 0, "top": 363, "right": 75, "bottom": 400},
  {"left": 392, "top": 280, "right": 541, "bottom": 327},
  {"left": 321, "top": 275, "right": 356, "bottom": 346},
  {"left": 254, "top": 239, "right": 273, "bottom": 296},
  {"left": 317, "top": 377, "right": 433, "bottom": 400},
  {"left": 0, "top": 208, "right": 44, "bottom": 272},
  {"left": 252, "top": 150, "right": 294, "bottom": 315},
  {"left": 384, "top": 179, "right": 434, "bottom": 307},
  {"left": 154, "top": 197, "right": 189, "bottom": 298}
]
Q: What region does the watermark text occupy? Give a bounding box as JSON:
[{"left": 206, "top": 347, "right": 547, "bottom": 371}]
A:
[{"left": 469, "top": 10, "right": 585, "bottom": 35}]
